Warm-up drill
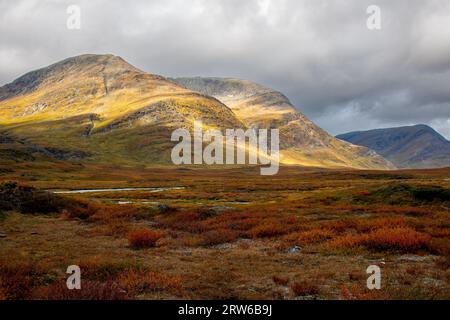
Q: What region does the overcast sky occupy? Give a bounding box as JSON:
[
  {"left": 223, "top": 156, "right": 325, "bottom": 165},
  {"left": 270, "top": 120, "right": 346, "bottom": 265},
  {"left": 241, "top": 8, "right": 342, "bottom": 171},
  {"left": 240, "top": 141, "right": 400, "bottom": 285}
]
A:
[{"left": 1, "top": 0, "right": 450, "bottom": 138}]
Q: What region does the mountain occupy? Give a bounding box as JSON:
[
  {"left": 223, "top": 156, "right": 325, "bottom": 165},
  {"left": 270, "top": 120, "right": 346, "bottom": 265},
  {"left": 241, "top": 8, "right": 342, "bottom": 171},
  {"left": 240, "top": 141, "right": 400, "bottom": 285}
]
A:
[
  {"left": 0, "top": 54, "right": 244, "bottom": 164},
  {"left": 336, "top": 125, "right": 450, "bottom": 169},
  {"left": 172, "top": 77, "right": 394, "bottom": 169},
  {"left": 0, "top": 54, "right": 393, "bottom": 169}
]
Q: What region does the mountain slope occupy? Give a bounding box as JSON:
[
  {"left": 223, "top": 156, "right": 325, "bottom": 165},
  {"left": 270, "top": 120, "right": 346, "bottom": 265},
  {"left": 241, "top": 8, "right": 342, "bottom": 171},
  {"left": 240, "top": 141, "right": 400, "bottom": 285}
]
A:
[
  {"left": 172, "top": 77, "right": 394, "bottom": 169},
  {"left": 0, "top": 54, "right": 244, "bottom": 164},
  {"left": 337, "top": 125, "right": 450, "bottom": 169}
]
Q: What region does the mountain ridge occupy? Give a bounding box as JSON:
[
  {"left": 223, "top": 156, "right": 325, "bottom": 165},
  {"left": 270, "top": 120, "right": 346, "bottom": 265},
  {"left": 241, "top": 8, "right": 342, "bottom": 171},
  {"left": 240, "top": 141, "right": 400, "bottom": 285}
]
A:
[
  {"left": 0, "top": 54, "right": 245, "bottom": 164},
  {"left": 173, "top": 77, "right": 395, "bottom": 169},
  {"left": 337, "top": 124, "right": 450, "bottom": 169},
  {"left": 0, "top": 54, "right": 393, "bottom": 169}
]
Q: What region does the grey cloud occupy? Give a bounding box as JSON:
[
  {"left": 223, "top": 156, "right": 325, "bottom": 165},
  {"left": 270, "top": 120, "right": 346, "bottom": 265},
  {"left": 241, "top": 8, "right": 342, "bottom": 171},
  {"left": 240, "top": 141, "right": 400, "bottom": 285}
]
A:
[{"left": 0, "top": 0, "right": 449, "bottom": 138}]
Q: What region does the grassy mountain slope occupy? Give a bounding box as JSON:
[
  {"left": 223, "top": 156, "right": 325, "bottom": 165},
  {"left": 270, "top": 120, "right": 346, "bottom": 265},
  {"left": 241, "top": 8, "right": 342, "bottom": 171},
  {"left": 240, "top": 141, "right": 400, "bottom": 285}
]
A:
[
  {"left": 0, "top": 54, "right": 244, "bottom": 165},
  {"left": 173, "top": 77, "right": 394, "bottom": 169}
]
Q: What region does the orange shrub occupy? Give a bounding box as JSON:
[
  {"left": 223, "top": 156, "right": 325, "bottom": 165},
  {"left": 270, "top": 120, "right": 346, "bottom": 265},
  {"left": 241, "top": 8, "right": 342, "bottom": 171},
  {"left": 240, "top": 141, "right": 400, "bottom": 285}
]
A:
[
  {"left": 298, "top": 229, "right": 336, "bottom": 244},
  {"left": 330, "top": 227, "right": 432, "bottom": 253},
  {"left": 358, "top": 217, "right": 408, "bottom": 232},
  {"left": 329, "top": 234, "right": 363, "bottom": 249},
  {"left": 282, "top": 229, "right": 336, "bottom": 248},
  {"left": 127, "top": 228, "right": 163, "bottom": 248},
  {"left": 321, "top": 219, "right": 359, "bottom": 233},
  {"left": 364, "top": 227, "right": 431, "bottom": 252},
  {"left": 117, "top": 269, "right": 183, "bottom": 296},
  {"left": 249, "top": 220, "right": 288, "bottom": 238}
]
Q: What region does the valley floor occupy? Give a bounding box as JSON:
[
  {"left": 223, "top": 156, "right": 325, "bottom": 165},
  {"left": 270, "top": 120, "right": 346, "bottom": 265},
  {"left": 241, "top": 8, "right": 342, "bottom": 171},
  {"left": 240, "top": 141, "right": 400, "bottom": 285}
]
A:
[{"left": 0, "top": 162, "right": 449, "bottom": 300}]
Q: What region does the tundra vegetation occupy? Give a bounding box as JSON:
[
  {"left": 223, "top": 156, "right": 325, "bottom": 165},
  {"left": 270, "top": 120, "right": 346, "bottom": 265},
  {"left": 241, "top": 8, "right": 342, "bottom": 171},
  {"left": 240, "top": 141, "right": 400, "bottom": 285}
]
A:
[{"left": 0, "top": 162, "right": 449, "bottom": 300}]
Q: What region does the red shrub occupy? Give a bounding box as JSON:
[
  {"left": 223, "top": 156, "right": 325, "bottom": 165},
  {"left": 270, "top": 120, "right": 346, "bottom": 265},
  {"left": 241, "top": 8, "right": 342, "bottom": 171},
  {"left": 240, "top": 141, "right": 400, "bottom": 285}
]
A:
[
  {"left": 364, "top": 227, "right": 432, "bottom": 252},
  {"left": 285, "top": 229, "right": 335, "bottom": 245},
  {"left": 291, "top": 281, "right": 320, "bottom": 297},
  {"left": 117, "top": 269, "right": 183, "bottom": 296},
  {"left": 0, "top": 264, "right": 33, "bottom": 300},
  {"left": 127, "top": 228, "right": 163, "bottom": 248},
  {"left": 33, "top": 280, "right": 128, "bottom": 300},
  {"left": 272, "top": 275, "right": 289, "bottom": 286},
  {"left": 201, "top": 229, "right": 239, "bottom": 246},
  {"left": 330, "top": 227, "right": 432, "bottom": 253},
  {"left": 249, "top": 220, "right": 288, "bottom": 238},
  {"left": 62, "top": 201, "right": 98, "bottom": 220}
]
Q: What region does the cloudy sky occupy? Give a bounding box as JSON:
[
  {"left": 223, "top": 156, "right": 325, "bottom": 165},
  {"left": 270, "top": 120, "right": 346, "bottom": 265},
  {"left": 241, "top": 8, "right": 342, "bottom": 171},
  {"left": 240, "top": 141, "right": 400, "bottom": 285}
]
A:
[{"left": 1, "top": 0, "right": 450, "bottom": 138}]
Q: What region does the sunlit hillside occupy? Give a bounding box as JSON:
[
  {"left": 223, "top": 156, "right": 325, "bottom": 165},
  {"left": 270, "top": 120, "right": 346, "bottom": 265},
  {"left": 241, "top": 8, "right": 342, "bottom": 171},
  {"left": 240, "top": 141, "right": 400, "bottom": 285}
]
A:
[{"left": 174, "top": 77, "right": 395, "bottom": 169}]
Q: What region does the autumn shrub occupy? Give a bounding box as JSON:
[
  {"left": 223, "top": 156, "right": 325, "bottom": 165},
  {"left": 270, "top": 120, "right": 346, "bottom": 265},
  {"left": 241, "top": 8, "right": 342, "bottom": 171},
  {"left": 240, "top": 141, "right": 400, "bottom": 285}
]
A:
[
  {"left": 91, "top": 205, "right": 147, "bottom": 222},
  {"left": 0, "top": 263, "right": 33, "bottom": 300},
  {"left": 117, "top": 269, "right": 183, "bottom": 296},
  {"left": 364, "top": 227, "right": 431, "bottom": 252},
  {"left": 127, "top": 228, "right": 163, "bottom": 248},
  {"left": 272, "top": 275, "right": 289, "bottom": 286},
  {"left": 211, "top": 213, "right": 261, "bottom": 234},
  {"left": 291, "top": 280, "right": 320, "bottom": 297},
  {"left": 321, "top": 219, "right": 359, "bottom": 233},
  {"left": 281, "top": 228, "right": 336, "bottom": 249},
  {"left": 33, "top": 280, "right": 128, "bottom": 300},
  {"left": 329, "top": 234, "right": 363, "bottom": 249},
  {"left": 340, "top": 285, "right": 385, "bottom": 300},
  {"left": 62, "top": 201, "right": 98, "bottom": 220},
  {"left": 330, "top": 227, "right": 432, "bottom": 253},
  {"left": 355, "top": 217, "right": 408, "bottom": 233},
  {"left": 77, "top": 258, "right": 132, "bottom": 281},
  {"left": 249, "top": 220, "right": 288, "bottom": 238},
  {"left": 200, "top": 229, "right": 239, "bottom": 246},
  {"left": 155, "top": 209, "right": 206, "bottom": 233},
  {"left": 298, "top": 229, "right": 336, "bottom": 244}
]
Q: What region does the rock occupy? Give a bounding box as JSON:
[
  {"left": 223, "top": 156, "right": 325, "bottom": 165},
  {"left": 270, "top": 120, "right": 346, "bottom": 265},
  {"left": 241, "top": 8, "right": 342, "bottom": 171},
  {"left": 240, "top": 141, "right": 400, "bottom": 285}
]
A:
[
  {"left": 288, "top": 245, "right": 301, "bottom": 254},
  {"left": 0, "top": 233, "right": 6, "bottom": 238}
]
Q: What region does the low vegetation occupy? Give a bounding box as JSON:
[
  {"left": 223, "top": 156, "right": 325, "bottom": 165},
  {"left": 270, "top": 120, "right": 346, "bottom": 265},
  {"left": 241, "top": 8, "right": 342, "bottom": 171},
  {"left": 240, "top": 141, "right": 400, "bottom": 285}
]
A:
[
  {"left": 127, "top": 228, "right": 163, "bottom": 248},
  {"left": 0, "top": 164, "right": 449, "bottom": 299}
]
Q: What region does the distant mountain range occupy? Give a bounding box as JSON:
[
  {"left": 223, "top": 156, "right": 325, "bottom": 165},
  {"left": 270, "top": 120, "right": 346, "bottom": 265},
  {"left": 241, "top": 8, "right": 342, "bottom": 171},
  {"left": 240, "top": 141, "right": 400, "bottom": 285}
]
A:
[
  {"left": 0, "top": 54, "right": 393, "bottom": 169},
  {"left": 337, "top": 125, "right": 450, "bottom": 169}
]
